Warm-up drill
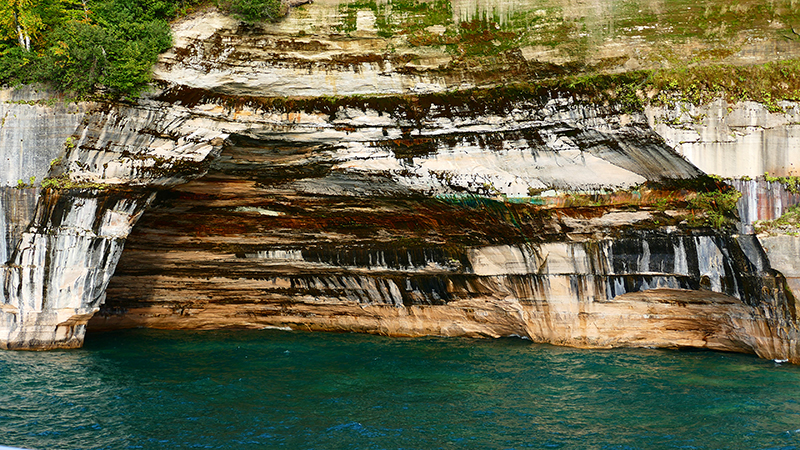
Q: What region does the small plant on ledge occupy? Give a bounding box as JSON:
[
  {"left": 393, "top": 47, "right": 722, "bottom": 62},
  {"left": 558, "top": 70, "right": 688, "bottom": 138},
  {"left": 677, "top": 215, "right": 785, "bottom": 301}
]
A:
[
  {"left": 15, "top": 176, "right": 36, "bottom": 189},
  {"left": 754, "top": 204, "right": 800, "bottom": 235},
  {"left": 687, "top": 189, "right": 742, "bottom": 229},
  {"left": 40, "top": 174, "right": 109, "bottom": 191},
  {"left": 764, "top": 172, "right": 800, "bottom": 194}
]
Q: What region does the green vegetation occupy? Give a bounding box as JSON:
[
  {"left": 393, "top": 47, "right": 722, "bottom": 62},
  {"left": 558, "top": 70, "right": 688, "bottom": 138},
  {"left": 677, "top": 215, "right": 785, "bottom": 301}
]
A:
[
  {"left": 764, "top": 172, "right": 800, "bottom": 194},
  {"left": 217, "top": 0, "right": 282, "bottom": 23},
  {"left": 647, "top": 60, "right": 800, "bottom": 109},
  {"left": 40, "top": 173, "right": 109, "bottom": 190},
  {"left": 687, "top": 189, "right": 742, "bottom": 229},
  {"left": 15, "top": 176, "right": 36, "bottom": 189},
  {"left": 555, "top": 59, "right": 800, "bottom": 111},
  {"left": 1, "top": 0, "right": 187, "bottom": 97},
  {"left": 0, "top": 0, "right": 281, "bottom": 98},
  {"left": 335, "top": 0, "right": 453, "bottom": 39},
  {"left": 754, "top": 204, "right": 800, "bottom": 236},
  {"left": 640, "top": 175, "right": 742, "bottom": 229}
]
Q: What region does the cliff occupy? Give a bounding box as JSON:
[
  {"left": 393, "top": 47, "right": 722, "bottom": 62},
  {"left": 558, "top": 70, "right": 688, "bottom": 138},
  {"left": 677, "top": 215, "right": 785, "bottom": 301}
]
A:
[{"left": 3, "top": 0, "right": 800, "bottom": 361}]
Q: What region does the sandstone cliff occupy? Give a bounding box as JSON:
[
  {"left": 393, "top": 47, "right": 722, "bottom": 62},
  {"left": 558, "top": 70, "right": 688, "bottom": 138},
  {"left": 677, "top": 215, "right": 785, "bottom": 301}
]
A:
[{"left": 3, "top": 0, "right": 800, "bottom": 362}]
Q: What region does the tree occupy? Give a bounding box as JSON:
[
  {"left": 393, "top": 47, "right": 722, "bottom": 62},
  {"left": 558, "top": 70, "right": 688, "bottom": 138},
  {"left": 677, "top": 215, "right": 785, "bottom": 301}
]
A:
[
  {"left": 0, "top": 0, "right": 188, "bottom": 96},
  {"left": 0, "top": 0, "right": 42, "bottom": 50},
  {"left": 218, "top": 0, "right": 283, "bottom": 23},
  {"left": 0, "top": 0, "right": 79, "bottom": 51},
  {"left": 37, "top": 20, "right": 109, "bottom": 93}
]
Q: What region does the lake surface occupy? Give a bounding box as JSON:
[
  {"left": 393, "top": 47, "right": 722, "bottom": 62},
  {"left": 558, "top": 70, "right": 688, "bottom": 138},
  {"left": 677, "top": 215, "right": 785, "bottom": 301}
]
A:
[{"left": 1, "top": 329, "right": 800, "bottom": 450}]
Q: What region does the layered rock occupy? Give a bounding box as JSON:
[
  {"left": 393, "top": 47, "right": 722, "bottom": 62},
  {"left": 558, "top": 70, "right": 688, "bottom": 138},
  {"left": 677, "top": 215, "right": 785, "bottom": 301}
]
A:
[
  {"left": 648, "top": 99, "right": 800, "bottom": 274},
  {"left": 94, "top": 182, "right": 800, "bottom": 361},
  {"left": 760, "top": 236, "right": 800, "bottom": 299},
  {"left": 0, "top": 90, "right": 226, "bottom": 349},
  {"left": 648, "top": 100, "right": 800, "bottom": 179},
  {"left": 2, "top": 0, "right": 800, "bottom": 361},
  {"left": 155, "top": 1, "right": 800, "bottom": 97},
  {"left": 0, "top": 191, "right": 153, "bottom": 349},
  {"left": 0, "top": 86, "right": 88, "bottom": 188},
  {"left": 731, "top": 178, "right": 800, "bottom": 233}
]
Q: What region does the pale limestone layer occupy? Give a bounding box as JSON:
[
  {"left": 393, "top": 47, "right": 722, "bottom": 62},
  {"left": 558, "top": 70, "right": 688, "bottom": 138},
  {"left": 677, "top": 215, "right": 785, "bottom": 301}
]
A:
[
  {"left": 155, "top": 2, "right": 800, "bottom": 98},
  {"left": 649, "top": 100, "right": 800, "bottom": 233},
  {"left": 648, "top": 100, "right": 800, "bottom": 178},
  {"left": 758, "top": 235, "right": 800, "bottom": 299},
  {"left": 0, "top": 86, "right": 90, "bottom": 187},
  {"left": 154, "top": 8, "right": 450, "bottom": 98},
  {"left": 0, "top": 189, "right": 38, "bottom": 270},
  {"left": 0, "top": 192, "right": 154, "bottom": 349},
  {"left": 62, "top": 89, "right": 700, "bottom": 194},
  {"left": 61, "top": 102, "right": 228, "bottom": 186}
]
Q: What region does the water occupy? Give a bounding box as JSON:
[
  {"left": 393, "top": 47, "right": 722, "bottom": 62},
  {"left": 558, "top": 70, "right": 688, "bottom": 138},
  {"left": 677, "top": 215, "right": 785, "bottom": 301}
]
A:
[{"left": 2, "top": 330, "right": 800, "bottom": 450}]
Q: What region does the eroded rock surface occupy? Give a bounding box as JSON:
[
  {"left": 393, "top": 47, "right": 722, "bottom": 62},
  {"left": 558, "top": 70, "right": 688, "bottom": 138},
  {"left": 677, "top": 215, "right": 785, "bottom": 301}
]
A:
[
  {"left": 155, "top": 1, "right": 800, "bottom": 97},
  {"left": 0, "top": 90, "right": 226, "bottom": 349},
  {"left": 0, "top": 86, "right": 89, "bottom": 188},
  {"left": 1, "top": 191, "right": 153, "bottom": 349},
  {"left": 95, "top": 186, "right": 800, "bottom": 361},
  {"left": 648, "top": 100, "right": 800, "bottom": 179},
  {"left": 3, "top": 1, "right": 800, "bottom": 361}
]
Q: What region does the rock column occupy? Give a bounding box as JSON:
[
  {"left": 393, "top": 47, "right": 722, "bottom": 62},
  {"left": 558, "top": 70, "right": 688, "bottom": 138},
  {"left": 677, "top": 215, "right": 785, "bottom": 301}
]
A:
[
  {"left": 0, "top": 190, "right": 153, "bottom": 348},
  {"left": 0, "top": 87, "right": 226, "bottom": 349}
]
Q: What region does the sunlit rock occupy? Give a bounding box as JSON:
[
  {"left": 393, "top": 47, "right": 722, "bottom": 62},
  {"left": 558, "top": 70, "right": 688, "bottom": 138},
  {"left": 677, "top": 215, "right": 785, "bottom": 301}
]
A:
[{"left": 3, "top": 0, "right": 800, "bottom": 362}]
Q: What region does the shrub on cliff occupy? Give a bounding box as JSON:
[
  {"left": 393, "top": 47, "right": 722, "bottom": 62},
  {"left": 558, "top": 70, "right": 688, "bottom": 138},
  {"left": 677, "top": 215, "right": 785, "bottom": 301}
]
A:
[
  {"left": 35, "top": 16, "right": 172, "bottom": 96},
  {"left": 0, "top": 0, "right": 287, "bottom": 96},
  {"left": 688, "top": 189, "right": 742, "bottom": 230},
  {"left": 35, "top": 21, "right": 112, "bottom": 95},
  {"left": 0, "top": 0, "right": 189, "bottom": 98},
  {"left": 217, "top": 0, "right": 284, "bottom": 23}
]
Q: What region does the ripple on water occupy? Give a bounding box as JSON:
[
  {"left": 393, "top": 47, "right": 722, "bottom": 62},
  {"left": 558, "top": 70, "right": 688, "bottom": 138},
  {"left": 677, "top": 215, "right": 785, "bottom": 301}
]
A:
[{"left": 1, "top": 329, "right": 800, "bottom": 449}]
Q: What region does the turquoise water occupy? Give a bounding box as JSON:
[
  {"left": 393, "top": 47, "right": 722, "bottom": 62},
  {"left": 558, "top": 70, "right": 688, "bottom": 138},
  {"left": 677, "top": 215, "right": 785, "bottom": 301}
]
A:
[{"left": 1, "top": 330, "right": 800, "bottom": 450}]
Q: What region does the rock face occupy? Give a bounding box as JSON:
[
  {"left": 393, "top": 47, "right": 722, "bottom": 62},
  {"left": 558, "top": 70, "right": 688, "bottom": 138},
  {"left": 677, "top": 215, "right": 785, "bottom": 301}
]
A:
[
  {"left": 759, "top": 235, "right": 800, "bottom": 299},
  {"left": 155, "top": 1, "right": 800, "bottom": 97},
  {"left": 1, "top": 190, "right": 152, "bottom": 349},
  {"left": 731, "top": 178, "right": 800, "bottom": 233},
  {"left": 74, "top": 81, "right": 797, "bottom": 361},
  {"left": 0, "top": 86, "right": 88, "bottom": 188},
  {"left": 96, "top": 191, "right": 800, "bottom": 360},
  {"left": 0, "top": 88, "right": 93, "bottom": 348},
  {"left": 0, "top": 91, "right": 226, "bottom": 349},
  {"left": 648, "top": 100, "right": 800, "bottom": 179},
  {"left": 648, "top": 98, "right": 800, "bottom": 250},
  {"left": 3, "top": 1, "right": 800, "bottom": 361}
]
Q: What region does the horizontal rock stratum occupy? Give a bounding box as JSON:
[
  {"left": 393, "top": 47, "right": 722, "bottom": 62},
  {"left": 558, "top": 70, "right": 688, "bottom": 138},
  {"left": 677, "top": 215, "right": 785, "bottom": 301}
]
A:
[{"left": 2, "top": 1, "right": 800, "bottom": 362}]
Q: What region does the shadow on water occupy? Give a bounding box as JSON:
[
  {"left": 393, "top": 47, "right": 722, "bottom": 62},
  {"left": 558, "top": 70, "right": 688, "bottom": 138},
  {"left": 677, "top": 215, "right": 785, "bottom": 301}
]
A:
[{"left": 3, "top": 329, "right": 800, "bottom": 450}]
